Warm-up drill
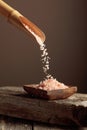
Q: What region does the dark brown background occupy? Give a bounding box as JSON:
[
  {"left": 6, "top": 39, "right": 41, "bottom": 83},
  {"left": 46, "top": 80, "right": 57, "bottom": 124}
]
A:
[{"left": 0, "top": 0, "right": 87, "bottom": 93}]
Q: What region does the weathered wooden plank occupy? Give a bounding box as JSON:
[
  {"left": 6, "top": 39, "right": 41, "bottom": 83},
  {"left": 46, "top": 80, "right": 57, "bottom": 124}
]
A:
[
  {"left": 0, "top": 86, "right": 87, "bottom": 126},
  {"left": 0, "top": 115, "right": 32, "bottom": 130},
  {"left": 0, "top": 115, "right": 86, "bottom": 130},
  {"left": 34, "top": 125, "right": 61, "bottom": 130},
  {"left": 34, "top": 123, "right": 63, "bottom": 130},
  {"left": 34, "top": 124, "right": 87, "bottom": 130}
]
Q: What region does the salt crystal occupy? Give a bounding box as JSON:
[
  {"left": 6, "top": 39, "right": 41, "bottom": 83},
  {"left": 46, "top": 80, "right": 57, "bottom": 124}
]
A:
[
  {"left": 40, "top": 43, "right": 53, "bottom": 79},
  {"left": 39, "top": 78, "right": 68, "bottom": 91}
]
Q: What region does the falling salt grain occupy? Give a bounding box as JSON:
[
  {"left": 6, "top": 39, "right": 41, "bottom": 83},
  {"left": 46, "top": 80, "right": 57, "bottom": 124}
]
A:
[
  {"left": 23, "top": 23, "right": 52, "bottom": 79},
  {"left": 40, "top": 44, "right": 52, "bottom": 79}
]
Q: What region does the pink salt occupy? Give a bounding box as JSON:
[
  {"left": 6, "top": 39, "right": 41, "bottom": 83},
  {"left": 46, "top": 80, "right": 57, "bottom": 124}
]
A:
[{"left": 39, "top": 78, "right": 68, "bottom": 91}]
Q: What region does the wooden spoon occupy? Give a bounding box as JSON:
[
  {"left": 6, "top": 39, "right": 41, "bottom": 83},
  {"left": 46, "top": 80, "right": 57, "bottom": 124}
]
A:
[{"left": 0, "top": 0, "right": 45, "bottom": 44}]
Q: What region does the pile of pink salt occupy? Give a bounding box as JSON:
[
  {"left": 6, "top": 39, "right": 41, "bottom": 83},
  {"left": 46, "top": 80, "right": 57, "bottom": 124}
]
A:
[{"left": 38, "top": 78, "right": 68, "bottom": 91}]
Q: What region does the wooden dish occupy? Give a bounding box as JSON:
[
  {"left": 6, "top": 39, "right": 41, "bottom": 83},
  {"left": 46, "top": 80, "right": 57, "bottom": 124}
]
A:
[{"left": 23, "top": 84, "right": 77, "bottom": 100}]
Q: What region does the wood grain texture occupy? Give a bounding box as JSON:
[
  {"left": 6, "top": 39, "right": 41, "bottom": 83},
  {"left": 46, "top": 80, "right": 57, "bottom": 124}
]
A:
[{"left": 0, "top": 86, "right": 87, "bottom": 126}]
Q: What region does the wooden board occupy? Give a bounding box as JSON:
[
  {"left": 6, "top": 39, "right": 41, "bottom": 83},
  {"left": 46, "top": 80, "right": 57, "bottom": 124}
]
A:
[
  {"left": 0, "top": 86, "right": 87, "bottom": 126},
  {"left": 0, "top": 115, "right": 86, "bottom": 130}
]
